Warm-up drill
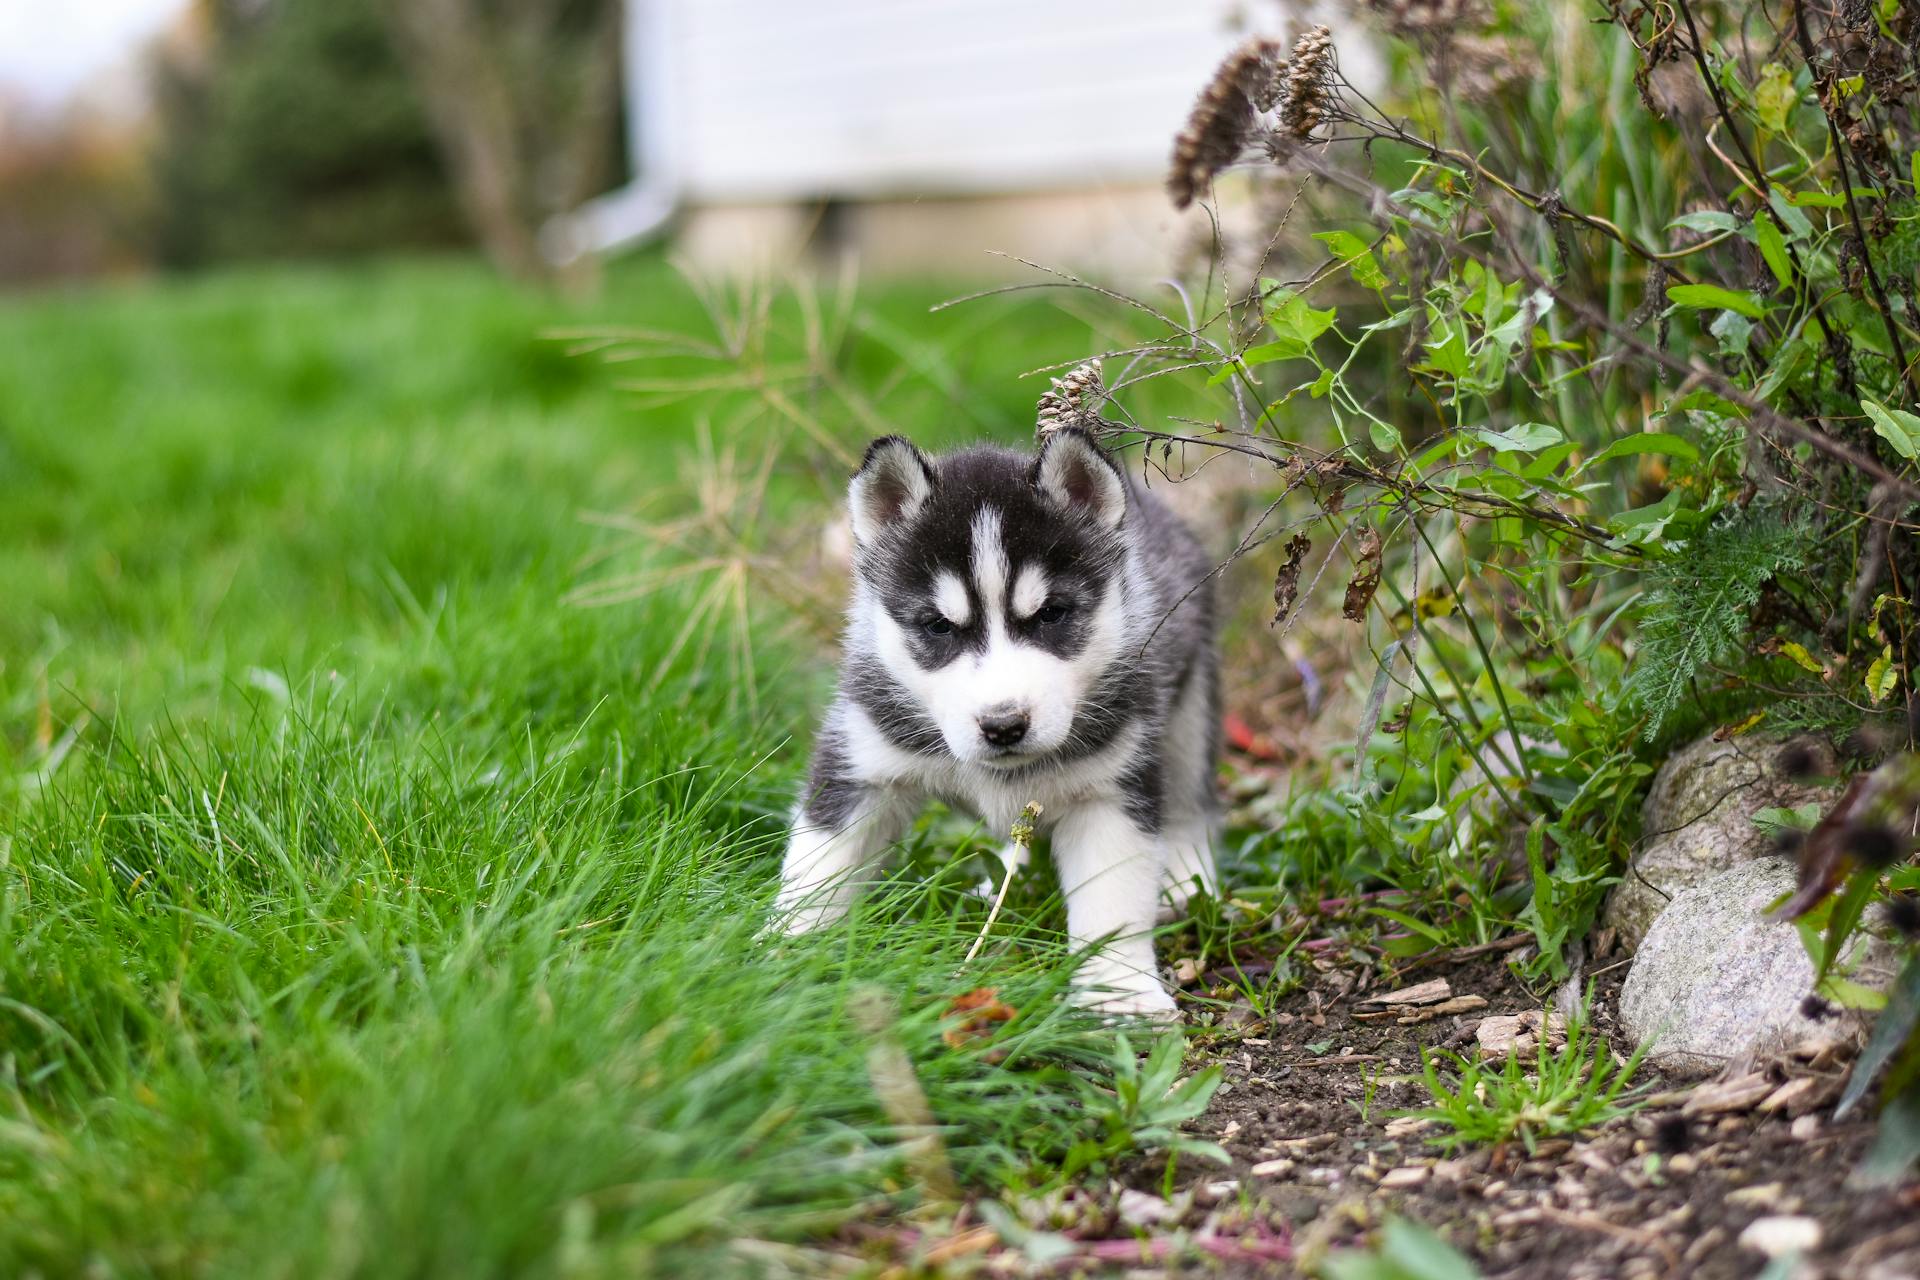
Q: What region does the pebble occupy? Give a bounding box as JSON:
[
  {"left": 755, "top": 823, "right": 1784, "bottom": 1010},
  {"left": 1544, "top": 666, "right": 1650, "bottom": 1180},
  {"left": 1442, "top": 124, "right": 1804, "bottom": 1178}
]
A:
[
  {"left": 1248, "top": 1157, "right": 1295, "bottom": 1178},
  {"left": 1738, "top": 1215, "right": 1822, "bottom": 1258},
  {"left": 1667, "top": 1153, "right": 1699, "bottom": 1176},
  {"left": 1790, "top": 1113, "right": 1821, "bottom": 1141},
  {"left": 1380, "top": 1166, "right": 1429, "bottom": 1189},
  {"left": 1116, "top": 1189, "right": 1177, "bottom": 1227}
]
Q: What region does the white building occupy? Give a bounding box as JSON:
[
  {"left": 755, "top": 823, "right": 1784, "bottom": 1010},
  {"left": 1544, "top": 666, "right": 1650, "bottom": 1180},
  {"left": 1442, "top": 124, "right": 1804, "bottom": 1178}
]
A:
[{"left": 552, "top": 0, "right": 1322, "bottom": 278}]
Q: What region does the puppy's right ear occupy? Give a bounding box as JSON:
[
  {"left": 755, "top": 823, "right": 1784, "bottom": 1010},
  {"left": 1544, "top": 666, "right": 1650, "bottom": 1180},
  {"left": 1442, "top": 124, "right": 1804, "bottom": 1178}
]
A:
[{"left": 849, "top": 436, "right": 936, "bottom": 546}]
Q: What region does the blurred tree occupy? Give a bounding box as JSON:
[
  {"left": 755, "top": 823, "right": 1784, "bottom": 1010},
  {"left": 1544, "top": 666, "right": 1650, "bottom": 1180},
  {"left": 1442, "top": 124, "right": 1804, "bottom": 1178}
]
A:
[
  {"left": 150, "top": 0, "right": 469, "bottom": 266},
  {"left": 377, "top": 0, "right": 623, "bottom": 283}
]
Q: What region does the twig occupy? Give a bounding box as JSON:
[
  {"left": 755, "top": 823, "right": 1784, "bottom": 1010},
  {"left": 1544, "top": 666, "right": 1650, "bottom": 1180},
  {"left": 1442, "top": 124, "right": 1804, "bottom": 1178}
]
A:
[{"left": 963, "top": 802, "right": 1041, "bottom": 964}]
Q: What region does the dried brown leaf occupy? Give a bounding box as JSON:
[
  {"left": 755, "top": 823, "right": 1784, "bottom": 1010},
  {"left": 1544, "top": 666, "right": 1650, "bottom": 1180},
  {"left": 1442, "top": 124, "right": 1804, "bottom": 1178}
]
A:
[
  {"left": 1342, "top": 527, "right": 1384, "bottom": 622},
  {"left": 1271, "top": 533, "right": 1312, "bottom": 626}
]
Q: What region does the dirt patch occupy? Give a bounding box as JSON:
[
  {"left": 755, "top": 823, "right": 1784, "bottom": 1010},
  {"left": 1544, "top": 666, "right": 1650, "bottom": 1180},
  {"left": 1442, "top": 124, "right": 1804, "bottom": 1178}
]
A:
[{"left": 1140, "top": 948, "right": 1920, "bottom": 1278}]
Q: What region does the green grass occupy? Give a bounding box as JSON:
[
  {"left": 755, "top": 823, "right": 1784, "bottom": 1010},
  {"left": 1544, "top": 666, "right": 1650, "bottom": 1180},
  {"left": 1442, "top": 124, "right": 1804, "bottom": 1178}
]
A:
[
  {"left": 1401, "top": 993, "right": 1647, "bottom": 1154},
  {"left": 0, "top": 255, "right": 1189, "bottom": 1276}
]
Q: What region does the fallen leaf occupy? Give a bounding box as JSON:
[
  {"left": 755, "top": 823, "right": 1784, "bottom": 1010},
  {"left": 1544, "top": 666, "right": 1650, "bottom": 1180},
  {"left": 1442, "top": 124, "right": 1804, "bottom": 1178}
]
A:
[
  {"left": 941, "top": 987, "right": 1016, "bottom": 1061},
  {"left": 1681, "top": 1073, "right": 1773, "bottom": 1115},
  {"left": 1357, "top": 977, "right": 1453, "bottom": 1008},
  {"left": 1474, "top": 1010, "right": 1566, "bottom": 1059}
]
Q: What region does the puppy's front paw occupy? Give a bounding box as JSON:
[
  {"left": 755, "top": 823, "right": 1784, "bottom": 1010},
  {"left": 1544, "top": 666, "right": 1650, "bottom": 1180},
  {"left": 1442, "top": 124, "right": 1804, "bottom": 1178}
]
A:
[{"left": 1072, "top": 957, "right": 1179, "bottom": 1022}]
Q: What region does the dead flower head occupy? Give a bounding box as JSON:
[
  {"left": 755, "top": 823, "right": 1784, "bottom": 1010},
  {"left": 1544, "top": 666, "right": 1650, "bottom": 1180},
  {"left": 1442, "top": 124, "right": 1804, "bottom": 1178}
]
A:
[
  {"left": 1168, "top": 37, "right": 1280, "bottom": 208},
  {"left": 1277, "top": 26, "right": 1338, "bottom": 141},
  {"left": 1361, "top": 0, "right": 1484, "bottom": 37},
  {"left": 1036, "top": 360, "right": 1107, "bottom": 438}
]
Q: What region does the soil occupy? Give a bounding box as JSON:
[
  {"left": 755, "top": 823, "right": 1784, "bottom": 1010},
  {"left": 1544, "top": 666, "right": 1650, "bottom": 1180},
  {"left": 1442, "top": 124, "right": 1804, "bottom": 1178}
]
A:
[{"left": 1138, "top": 947, "right": 1920, "bottom": 1279}]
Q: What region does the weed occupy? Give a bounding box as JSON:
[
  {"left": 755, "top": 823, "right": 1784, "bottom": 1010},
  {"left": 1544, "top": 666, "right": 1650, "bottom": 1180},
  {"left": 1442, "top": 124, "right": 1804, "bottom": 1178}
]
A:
[{"left": 1401, "top": 995, "right": 1648, "bottom": 1154}]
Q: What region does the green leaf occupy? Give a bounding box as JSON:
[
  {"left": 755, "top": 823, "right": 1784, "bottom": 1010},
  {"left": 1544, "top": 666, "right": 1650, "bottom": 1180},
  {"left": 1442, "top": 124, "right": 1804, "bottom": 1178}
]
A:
[
  {"left": 1582, "top": 432, "right": 1701, "bottom": 471},
  {"left": 1910, "top": 148, "right": 1920, "bottom": 197},
  {"left": 1768, "top": 187, "right": 1815, "bottom": 240},
  {"left": 1754, "top": 62, "right": 1798, "bottom": 134},
  {"left": 1471, "top": 423, "right": 1563, "bottom": 454},
  {"left": 1861, "top": 398, "right": 1920, "bottom": 461},
  {"left": 1423, "top": 326, "right": 1470, "bottom": 377},
  {"left": 1667, "top": 284, "right": 1767, "bottom": 319},
  {"left": 1838, "top": 955, "right": 1920, "bottom": 1118},
  {"left": 1268, "top": 289, "right": 1338, "bottom": 344},
  {"left": 1753, "top": 216, "right": 1792, "bottom": 290},
  {"left": 1370, "top": 417, "right": 1403, "bottom": 452},
  {"left": 1860, "top": 1093, "right": 1920, "bottom": 1186},
  {"left": 1867, "top": 644, "right": 1900, "bottom": 703},
  {"left": 1327, "top": 1218, "right": 1485, "bottom": 1280},
  {"left": 1779, "top": 640, "right": 1828, "bottom": 675},
  {"left": 1314, "top": 230, "right": 1389, "bottom": 291},
  {"left": 1667, "top": 210, "right": 1743, "bottom": 236},
  {"left": 1711, "top": 309, "right": 1755, "bottom": 354}
]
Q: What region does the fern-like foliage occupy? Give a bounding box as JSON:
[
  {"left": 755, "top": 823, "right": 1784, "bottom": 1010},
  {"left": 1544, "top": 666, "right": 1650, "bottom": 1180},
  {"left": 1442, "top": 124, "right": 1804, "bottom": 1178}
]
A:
[{"left": 1630, "top": 502, "right": 1810, "bottom": 740}]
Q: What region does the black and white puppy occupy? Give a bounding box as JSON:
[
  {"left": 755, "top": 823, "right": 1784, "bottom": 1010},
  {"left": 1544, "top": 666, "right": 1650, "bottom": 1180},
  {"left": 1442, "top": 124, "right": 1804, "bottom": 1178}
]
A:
[{"left": 775, "top": 429, "right": 1220, "bottom": 1016}]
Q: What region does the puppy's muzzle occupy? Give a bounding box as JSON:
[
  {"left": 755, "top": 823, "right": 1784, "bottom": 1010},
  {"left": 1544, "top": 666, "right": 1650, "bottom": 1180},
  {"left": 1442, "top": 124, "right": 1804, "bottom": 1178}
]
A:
[{"left": 977, "top": 704, "right": 1030, "bottom": 749}]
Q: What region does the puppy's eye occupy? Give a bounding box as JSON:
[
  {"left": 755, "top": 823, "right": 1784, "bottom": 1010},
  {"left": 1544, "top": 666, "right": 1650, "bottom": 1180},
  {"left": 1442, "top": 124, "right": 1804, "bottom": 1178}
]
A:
[
  {"left": 923, "top": 617, "right": 955, "bottom": 637},
  {"left": 1035, "top": 601, "right": 1071, "bottom": 625}
]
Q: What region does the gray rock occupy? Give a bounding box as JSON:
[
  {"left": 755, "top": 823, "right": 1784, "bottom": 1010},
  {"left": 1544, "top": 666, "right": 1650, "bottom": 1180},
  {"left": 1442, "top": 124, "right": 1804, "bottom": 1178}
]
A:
[
  {"left": 1617, "top": 859, "right": 1896, "bottom": 1077},
  {"left": 1603, "top": 733, "right": 1837, "bottom": 947}
]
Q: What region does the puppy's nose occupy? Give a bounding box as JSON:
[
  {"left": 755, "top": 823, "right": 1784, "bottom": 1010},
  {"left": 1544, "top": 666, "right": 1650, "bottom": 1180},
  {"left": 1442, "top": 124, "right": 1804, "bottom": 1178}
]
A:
[{"left": 977, "top": 705, "right": 1030, "bottom": 748}]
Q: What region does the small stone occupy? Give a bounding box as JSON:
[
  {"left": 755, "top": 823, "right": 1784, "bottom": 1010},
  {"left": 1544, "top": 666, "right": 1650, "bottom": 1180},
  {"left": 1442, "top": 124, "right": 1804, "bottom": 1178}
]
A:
[
  {"left": 1725, "top": 1182, "right": 1786, "bottom": 1209},
  {"left": 1384, "top": 1116, "right": 1433, "bottom": 1139},
  {"left": 1790, "top": 1114, "right": 1821, "bottom": 1141},
  {"left": 1738, "top": 1215, "right": 1822, "bottom": 1258},
  {"left": 1249, "top": 1157, "right": 1295, "bottom": 1178},
  {"left": 1380, "top": 1166, "right": 1430, "bottom": 1189},
  {"left": 1117, "top": 1189, "right": 1176, "bottom": 1227},
  {"left": 1667, "top": 1153, "right": 1699, "bottom": 1175},
  {"left": 1198, "top": 1180, "right": 1239, "bottom": 1203}
]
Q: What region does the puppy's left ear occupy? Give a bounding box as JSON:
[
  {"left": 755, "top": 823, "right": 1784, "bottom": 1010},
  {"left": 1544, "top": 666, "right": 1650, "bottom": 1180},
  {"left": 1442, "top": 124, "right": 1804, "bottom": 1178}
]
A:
[
  {"left": 1033, "top": 428, "right": 1127, "bottom": 530},
  {"left": 849, "top": 435, "right": 936, "bottom": 546}
]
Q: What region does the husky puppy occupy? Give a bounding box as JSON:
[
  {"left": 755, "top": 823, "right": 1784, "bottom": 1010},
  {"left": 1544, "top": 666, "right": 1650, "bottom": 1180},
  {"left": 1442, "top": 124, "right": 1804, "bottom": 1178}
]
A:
[{"left": 773, "top": 428, "right": 1220, "bottom": 1016}]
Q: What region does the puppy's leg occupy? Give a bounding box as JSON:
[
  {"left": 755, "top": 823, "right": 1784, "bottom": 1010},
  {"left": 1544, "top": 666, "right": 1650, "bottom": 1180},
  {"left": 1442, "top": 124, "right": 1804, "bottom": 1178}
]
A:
[
  {"left": 1160, "top": 815, "right": 1220, "bottom": 918},
  {"left": 774, "top": 728, "right": 911, "bottom": 933},
  {"left": 1051, "top": 800, "right": 1175, "bottom": 1018},
  {"left": 1158, "top": 652, "right": 1222, "bottom": 919}
]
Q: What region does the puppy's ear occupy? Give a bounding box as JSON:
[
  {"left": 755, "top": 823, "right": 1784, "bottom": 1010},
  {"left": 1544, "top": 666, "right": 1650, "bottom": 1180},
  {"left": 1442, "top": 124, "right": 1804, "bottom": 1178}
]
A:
[
  {"left": 1033, "top": 428, "right": 1126, "bottom": 530},
  {"left": 849, "top": 436, "right": 936, "bottom": 545}
]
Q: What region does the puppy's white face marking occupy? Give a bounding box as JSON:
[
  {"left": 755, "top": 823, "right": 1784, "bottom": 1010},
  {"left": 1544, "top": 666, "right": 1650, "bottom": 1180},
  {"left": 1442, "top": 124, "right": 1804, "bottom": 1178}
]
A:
[
  {"left": 1011, "top": 564, "right": 1049, "bottom": 619},
  {"left": 932, "top": 570, "right": 971, "bottom": 627},
  {"left": 970, "top": 509, "right": 1007, "bottom": 616},
  {"left": 867, "top": 506, "right": 1125, "bottom": 766}
]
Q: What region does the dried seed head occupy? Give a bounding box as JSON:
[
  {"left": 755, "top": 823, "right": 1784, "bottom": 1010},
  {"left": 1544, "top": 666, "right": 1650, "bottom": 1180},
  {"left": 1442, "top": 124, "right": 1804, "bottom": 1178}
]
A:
[
  {"left": 1844, "top": 821, "right": 1906, "bottom": 869},
  {"left": 1168, "top": 37, "right": 1280, "bottom": 209},
  {"left": 1653, "top": 1115, "right": 1692, "bottom": 1154},
  {"left": 1036, "top": 361, "right": 1106, "bottom": 438},
  {"left": 1800, "top": 994, "right": 1836, "bottom": 1021},
  {"left": 1449, "top": 34, "right": 1525, "bottom": 102},
  {"left": 1776, "top": 741, "right": 1821, "bottom": 781},
  {"left": 1363, "top": 0, "right": 1480, "bottom": 36},
  {"left": 1278, "top": 26, "right": 1337, "bottom": 141}
]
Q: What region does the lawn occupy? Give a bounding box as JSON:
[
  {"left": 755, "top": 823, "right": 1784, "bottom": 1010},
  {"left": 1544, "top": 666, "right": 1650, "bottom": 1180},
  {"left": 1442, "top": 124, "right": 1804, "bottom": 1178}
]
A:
[{"left": 0, "top": 256, "right": 1171, "bottom": 1276}]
